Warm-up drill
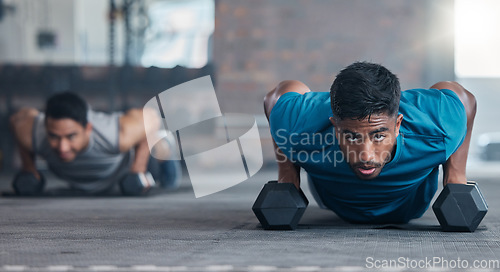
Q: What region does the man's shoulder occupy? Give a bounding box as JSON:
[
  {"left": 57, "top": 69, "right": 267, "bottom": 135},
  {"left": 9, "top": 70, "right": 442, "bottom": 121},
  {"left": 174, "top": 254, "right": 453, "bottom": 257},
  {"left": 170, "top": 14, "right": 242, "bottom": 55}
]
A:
[
  {"left": 275, "top": 91, "right": 329, "bottom": 105},
  {"left": 273, "top": 91, "right": 330, "bottom": 116},
  {"left": 87, "top": 110, "right": 122, "bottom": 152},
  {"left": 400, "top": 88, "right": 461, "bottom": 106},
  {"left": 399, "top": 88, "right": 464, "bottom": 137},
  {"left": 88, "top": 110, "right": 121, "bottom": 121},
  {"left": 88, "top": 110, "right": 121, "bottom": 130},
  {"left": 270, "top": 91, "right": 332, "bottom": 135}
]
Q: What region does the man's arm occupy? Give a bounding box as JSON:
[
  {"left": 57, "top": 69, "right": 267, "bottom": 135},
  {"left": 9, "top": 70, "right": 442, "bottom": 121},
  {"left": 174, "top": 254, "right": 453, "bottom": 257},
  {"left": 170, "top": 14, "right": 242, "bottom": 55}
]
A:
[
  {"left": 264, "top": 80, "right": 311, "bottom": 189},
  {"left": 9, "top": 108, "right": 41, "bottom": 179},
  {"left": 430, "top": 81, "right": 477, "bottom": 186},
  {"left": 119, "top": 108, "right": 161, "bottom": 173}
]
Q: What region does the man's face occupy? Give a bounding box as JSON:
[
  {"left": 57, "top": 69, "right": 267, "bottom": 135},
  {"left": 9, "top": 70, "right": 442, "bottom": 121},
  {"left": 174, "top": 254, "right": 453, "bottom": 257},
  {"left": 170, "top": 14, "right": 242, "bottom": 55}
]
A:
[
  {"left": 45, "top": 118, "right": 92, "bottom": 162},
  {"left": 330, "top": 113, "right": 403, "bottom": 180}
]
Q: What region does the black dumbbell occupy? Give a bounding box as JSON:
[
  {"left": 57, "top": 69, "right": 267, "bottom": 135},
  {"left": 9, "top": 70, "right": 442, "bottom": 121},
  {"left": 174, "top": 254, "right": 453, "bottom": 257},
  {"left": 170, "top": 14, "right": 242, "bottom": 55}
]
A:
[
  {"left": 12, "top": 171, "right": 46, "bottom": 196},
  {"left": 119, "top": 172, "right": 156, "bottom": 196},
  {"left": 432, "top": 181, "right": 488, "bottom": 232},
  {"left": 252, "top": 180, "right": 309, "bottom": 230}
]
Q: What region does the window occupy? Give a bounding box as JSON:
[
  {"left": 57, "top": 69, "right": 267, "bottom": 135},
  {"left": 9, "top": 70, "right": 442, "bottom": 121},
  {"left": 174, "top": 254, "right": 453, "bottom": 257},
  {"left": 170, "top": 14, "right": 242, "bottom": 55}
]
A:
[
  {"left": 140, "top": 0, "right": 214, "bottom": 68},
  {"left": 455, "top": 0, "right": 500, "bottom": 77}
]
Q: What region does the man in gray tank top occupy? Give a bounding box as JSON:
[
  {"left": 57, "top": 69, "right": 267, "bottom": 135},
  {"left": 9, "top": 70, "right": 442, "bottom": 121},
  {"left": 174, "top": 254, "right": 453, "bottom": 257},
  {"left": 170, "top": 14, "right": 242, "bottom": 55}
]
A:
[{"left": 9, "top": 92, "right": 180, "bottom": 195}]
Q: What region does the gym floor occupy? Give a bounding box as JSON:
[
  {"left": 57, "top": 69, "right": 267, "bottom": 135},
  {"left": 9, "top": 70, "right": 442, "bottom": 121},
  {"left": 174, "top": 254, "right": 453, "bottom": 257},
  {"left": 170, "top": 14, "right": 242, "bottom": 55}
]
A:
[{"left": 0, "top": 164, "right": 499, "bottom": 272}]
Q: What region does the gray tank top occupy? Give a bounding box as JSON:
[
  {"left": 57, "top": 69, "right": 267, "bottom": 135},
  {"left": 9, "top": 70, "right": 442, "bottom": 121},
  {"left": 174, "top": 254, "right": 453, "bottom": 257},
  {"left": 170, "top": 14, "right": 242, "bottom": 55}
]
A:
[{"left": 33, "top": 110, "right": 133, "bottom": 193}]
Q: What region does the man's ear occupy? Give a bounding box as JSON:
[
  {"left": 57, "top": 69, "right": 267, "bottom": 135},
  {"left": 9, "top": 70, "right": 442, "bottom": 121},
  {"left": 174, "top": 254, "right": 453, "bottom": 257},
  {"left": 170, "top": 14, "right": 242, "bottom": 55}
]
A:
[
  {"left": 329, "top": 117, "right": 336, "bottom": 127},
  {"left": 85, "top": 123, "right": 93, "bottom": 135},
  {"left": 395, "top": 114, "right": 403, "bottom": 136}
]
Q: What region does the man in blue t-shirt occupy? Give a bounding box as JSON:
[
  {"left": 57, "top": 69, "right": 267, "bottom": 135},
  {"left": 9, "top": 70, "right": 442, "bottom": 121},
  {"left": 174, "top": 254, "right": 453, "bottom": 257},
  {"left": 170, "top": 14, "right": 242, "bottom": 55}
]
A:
[{"left": 264, "top": 62, "right": 476, "bottom": 224}]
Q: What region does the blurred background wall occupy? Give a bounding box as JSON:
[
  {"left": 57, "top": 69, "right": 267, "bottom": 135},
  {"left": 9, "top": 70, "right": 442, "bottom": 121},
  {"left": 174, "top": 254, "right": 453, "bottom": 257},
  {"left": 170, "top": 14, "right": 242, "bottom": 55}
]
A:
[
  {"left": 214, "top": 0, "right": 455, "bottom": 114},
  {"left": 0, "top": 0, "right": 499, "bottom": 173}
]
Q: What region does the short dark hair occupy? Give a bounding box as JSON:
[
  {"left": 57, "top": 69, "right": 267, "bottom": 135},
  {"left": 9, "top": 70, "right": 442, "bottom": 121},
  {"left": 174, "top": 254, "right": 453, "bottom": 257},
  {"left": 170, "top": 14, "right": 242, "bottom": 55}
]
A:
[
  {"left": 45, "top": 92, "right": 88, "bottom": 127},
  {"left": 330, "top": 62, "right": 401, "bottom": 121}
]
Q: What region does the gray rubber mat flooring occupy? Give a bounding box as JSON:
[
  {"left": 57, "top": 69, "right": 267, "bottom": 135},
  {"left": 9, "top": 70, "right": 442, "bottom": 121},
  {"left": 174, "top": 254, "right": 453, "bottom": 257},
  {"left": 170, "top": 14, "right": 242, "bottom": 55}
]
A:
[{"left": 0, "top": 168, "right": 499, "bottom": 271}]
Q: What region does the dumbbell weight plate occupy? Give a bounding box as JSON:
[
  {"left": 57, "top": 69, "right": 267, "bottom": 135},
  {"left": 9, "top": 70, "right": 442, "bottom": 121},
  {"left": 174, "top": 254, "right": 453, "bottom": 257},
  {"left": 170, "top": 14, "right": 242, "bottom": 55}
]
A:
[
  {"left": 252, "top": 180, "right": 309, "bottom": 230},
  {"left": 120, "top": 172, "right": 155, "bottom": 196},
  {"left": 13, "top": 171, "right": 45, "bottom": 196},
  {"left": 432, "top": 182, "right": 488, "bottom": 232}
]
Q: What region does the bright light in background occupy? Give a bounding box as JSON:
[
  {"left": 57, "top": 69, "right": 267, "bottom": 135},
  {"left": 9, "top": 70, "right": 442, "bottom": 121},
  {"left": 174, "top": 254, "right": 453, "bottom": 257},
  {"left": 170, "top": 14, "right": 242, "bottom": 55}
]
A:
[
  {"left": 455, "top": 0, "right": 500, "bottom": 77},
  {"left": 141, "top": 0, "right": 214, "bottom": 69}
]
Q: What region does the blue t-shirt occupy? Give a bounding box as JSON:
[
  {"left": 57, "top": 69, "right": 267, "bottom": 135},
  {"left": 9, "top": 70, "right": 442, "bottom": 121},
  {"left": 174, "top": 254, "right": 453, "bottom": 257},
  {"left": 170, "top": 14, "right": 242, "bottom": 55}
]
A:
[{"left": 269, "top": 89, "right": 467, "bottom": 223}]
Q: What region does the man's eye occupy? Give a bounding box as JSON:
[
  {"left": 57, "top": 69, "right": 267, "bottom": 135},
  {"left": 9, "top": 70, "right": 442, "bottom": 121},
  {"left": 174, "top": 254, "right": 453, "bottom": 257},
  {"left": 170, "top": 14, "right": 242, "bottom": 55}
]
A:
[
  {"left": 345, "top": 135, "right": 359, "bottom": 143},
  {"left": 374, "top": 134, "right": 386, "bottom": 141}
]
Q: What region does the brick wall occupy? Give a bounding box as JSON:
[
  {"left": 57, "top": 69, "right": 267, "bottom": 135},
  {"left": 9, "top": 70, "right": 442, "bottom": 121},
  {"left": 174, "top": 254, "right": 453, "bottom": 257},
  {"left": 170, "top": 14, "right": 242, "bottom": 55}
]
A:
[{"left": 213, "top": 0, "right": 455, "bottom": 115}]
